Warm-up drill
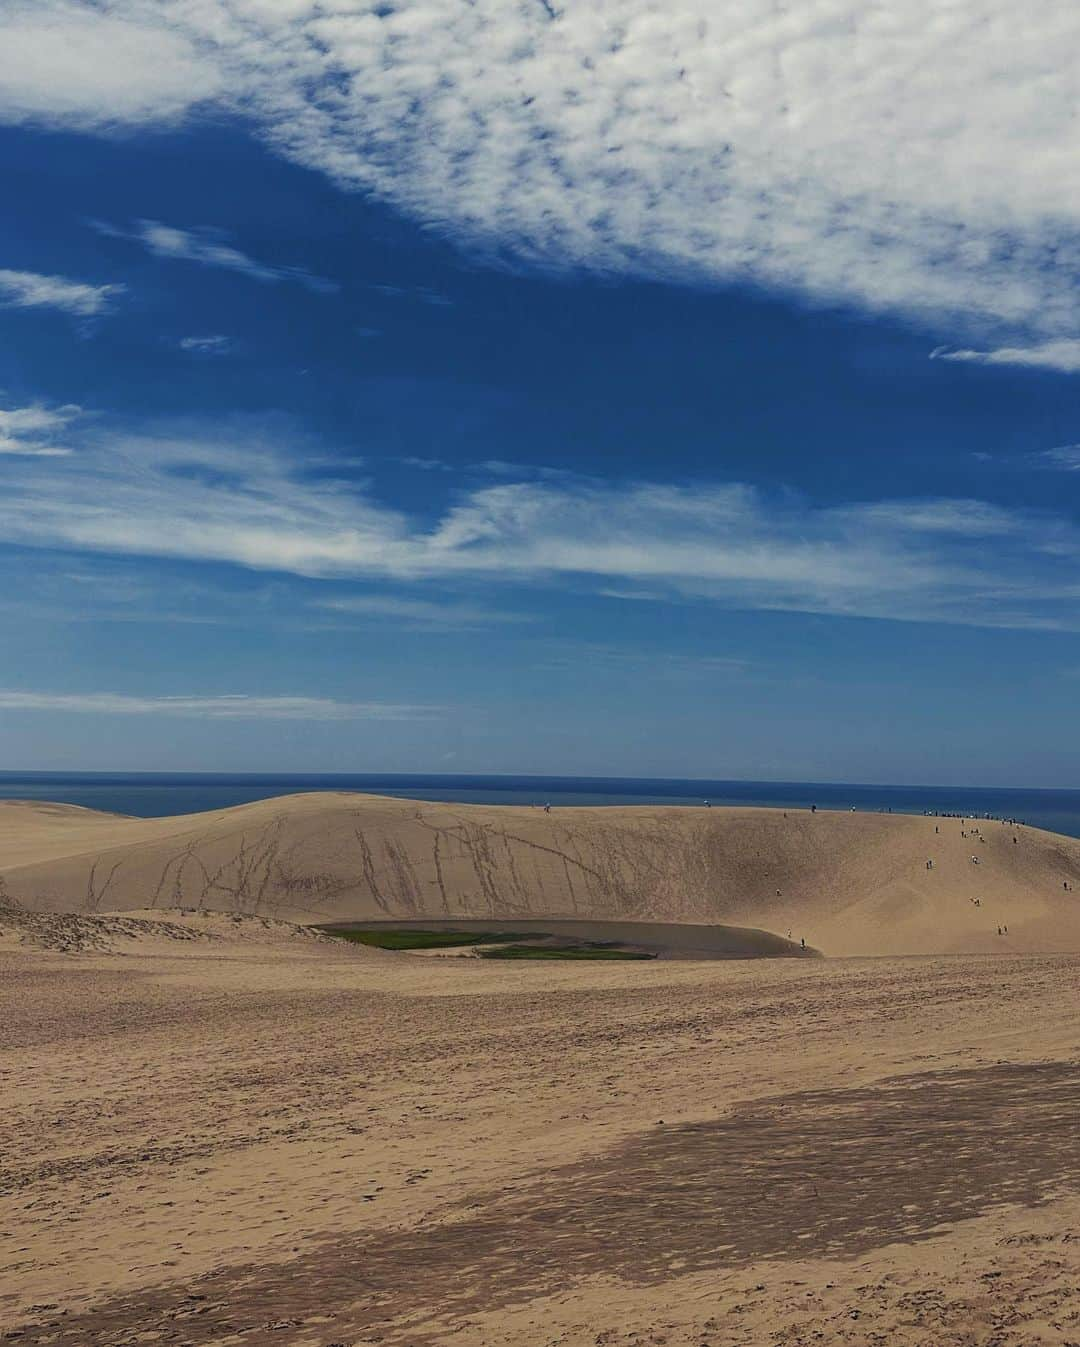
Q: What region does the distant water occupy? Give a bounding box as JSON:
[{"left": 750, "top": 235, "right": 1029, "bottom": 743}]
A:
[{"left": 2, "top": 772, "right": 1080, "bottom": 838}]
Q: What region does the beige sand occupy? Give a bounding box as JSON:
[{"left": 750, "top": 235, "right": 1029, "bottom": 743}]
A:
[
  {"left": 1, "top": 917, "right": 1079, "bottom": 1347},
  {"left": 3, "top": 795, "right": 1080, "bottom": 1345},
  {"left": 3, "top": 792, "right": 1080, "bottom": 955}
]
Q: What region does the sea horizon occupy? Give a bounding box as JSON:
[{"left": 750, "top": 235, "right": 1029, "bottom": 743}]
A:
[{"left": 3, "top": 770, "right": 1080, "bottom": 839}]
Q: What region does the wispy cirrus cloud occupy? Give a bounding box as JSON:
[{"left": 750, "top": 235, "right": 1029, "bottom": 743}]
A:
[
  {"left": 92, "top": 220, "right": 336, "bottom": 293},
  {"left": 0, "top": 268, "right": 122, "bottom": 317},
  {"left": 372, "top": 283, "right": 453, "bottom": 307},
  {"left": 0, "top": 690, "right": 436, "bottom": 720},
  {"left": 6, "top": 1, "right": 1080, "bottom": 344},
  {"left": 2, "top": 413, "right": 1080, "bottom": 631},
  {"left": 396, "top": 457, "right": 578, "bottom": 483},
  {"left": 399, "top": 456, "right": 453, "bottom": 473},
  {"left": 832, "top": 500, "right": 1021, "bottom": 538},
  {"left": 0, "top": 404, "right": 80, "bottom": 437},
  {"left": 1038, "top": 445, "right": 1080, "bottom": 472},
  {"left": 538, "top": 643, "right": 750, "bottom": 680},
  {"left": 931, "top": 340, "right": 1080, "bottom": 374},
  {"left": 177, "top": 334, "right": 234, "bottom": 356},
  {"left": 316, "top": 593, "right": 535, "bottom": 630},
  {"left": 0, "top": 402, "right": 81, "bottom": 457}
]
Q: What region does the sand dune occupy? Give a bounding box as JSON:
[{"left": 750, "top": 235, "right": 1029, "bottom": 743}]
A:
[
  {"left": 3, "top": 791, "right": 1080, "bottom": 955},
  {"left": 4, "top": 795, "right": 1080, "bottom": 1345}
]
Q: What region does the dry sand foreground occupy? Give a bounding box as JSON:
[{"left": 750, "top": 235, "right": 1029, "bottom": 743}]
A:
[{"left": 0, "top": 922, "right": 1079, "bottom": 1346}]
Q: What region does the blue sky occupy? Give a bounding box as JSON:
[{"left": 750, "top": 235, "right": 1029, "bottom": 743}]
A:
[{"left": 2, "top": 1, "right": 1080, "bottom": 785}]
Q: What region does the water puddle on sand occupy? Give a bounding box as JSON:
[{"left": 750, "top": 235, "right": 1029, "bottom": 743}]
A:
[{"left": 17, "top": 1062, "right": 1080, "bottom": 1346}]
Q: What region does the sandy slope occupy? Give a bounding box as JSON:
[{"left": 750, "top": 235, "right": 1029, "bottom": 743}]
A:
[
  {"left": 3, "top": 792, "right": 1080, "bottom": 955},
  {"left": 0, "top": 901, "right": 348, "bottom": 955},
  {"left": 2, "top": 933, "right": 1079, "bottom": 1347}
]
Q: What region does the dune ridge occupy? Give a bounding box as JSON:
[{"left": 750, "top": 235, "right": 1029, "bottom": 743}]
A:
[{"left": 3, "top": 791, "right": 1080, "bottom": 955}]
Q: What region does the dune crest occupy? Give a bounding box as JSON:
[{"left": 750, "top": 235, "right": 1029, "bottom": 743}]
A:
[{"left": 2, "top": 791, "right": 1079, "bottom": 956}]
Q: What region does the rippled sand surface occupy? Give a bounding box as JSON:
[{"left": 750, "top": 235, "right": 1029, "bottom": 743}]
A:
[{"left": 3, "top": 925, "right": 1079, "bottom": 1346}]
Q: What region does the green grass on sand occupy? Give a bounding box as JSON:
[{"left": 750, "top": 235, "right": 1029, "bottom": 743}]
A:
[
  {"left": 320, "top": 927, "right": 655, "bottom": 959},
  {"left": 324, "top": 928, "right": 518, "bottom": 950}
]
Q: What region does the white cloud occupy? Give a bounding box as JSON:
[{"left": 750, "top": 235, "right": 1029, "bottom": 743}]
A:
[
  {"left": 8, "top": 1, "right": 1080, "bottom": 339},
  {"left": 833, "top": 500, "right": 1020, "bottom": 538},
  {"left": 931, "top": 340, "right": 1080, "bottom": 373},
  {"left": 473, "top": 460, "right": 580, "bottom": 483},
  {"left": 399, "top": 456, "right": 452, "bottom": 472},
  {"left": 0, "top": 403, "right": 80, "bottom": 435},
  {"left": 316, "top": 593, "right": 534, "bottom": 628},
  {"left": 539, "top": 643, "right": 749, "bottom": 680},
  {"left": 0, "top": 1, "right": 222, "bottom": 129},
  {"left": 0, "top": 439, "right": 71, "bottom": 459},
  {"left": 93, "top": 220, "right": 336, "bottom": 292},
  {"left": 2, "top": 414, "right": 1079, "bottom": 630},
  {"left": 0, "top": 402, "right": 80, "bottom": 457},
  {"left": 1039, "top": 445, "right": 1080, "bottom": 472},
  {"left": 0, "top": 690, "right": 435, "bottom": 720},
  {"left": 596, "top": 587, "right": 670, "bottom": 603},
  {"left": 0, "top": 268, "right": 122, "bottom": 317},
  {"left": 373, "top": 283, "right": 453, "bottom": 307},
  {"left": 177, "top": 334, "right": 234, "bottom": 355}
]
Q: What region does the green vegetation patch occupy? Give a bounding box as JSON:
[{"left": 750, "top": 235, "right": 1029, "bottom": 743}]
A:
[
  {"left": 324, "top": 927, "right": 521, "bottom": 950},
  {"left": 319, "top": 927, "right": 656, "bottom": 959},
  {"left": 480, "top": 943, "right": 656, "bottom": 960}
]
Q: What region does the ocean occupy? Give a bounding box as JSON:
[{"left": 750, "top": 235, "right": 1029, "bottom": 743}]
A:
[{"left": 3, "top": 772, "right": 1080, "bottom": 838}]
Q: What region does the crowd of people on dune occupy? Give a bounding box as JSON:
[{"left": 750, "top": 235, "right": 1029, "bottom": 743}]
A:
[{"left": 921, "top": 815, "right": 1076, "bottom": 942}]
